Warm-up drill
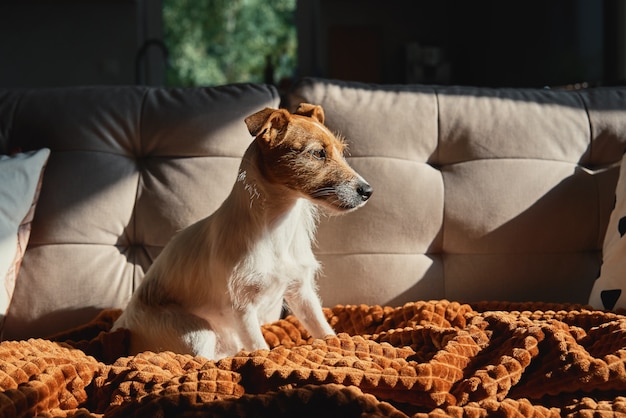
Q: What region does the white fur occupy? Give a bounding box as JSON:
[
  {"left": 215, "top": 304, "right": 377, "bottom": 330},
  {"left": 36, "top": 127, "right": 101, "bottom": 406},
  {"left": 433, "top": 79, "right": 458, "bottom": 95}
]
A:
[{"left": 113, "top": 141, "right": 336, "bottom": 359}]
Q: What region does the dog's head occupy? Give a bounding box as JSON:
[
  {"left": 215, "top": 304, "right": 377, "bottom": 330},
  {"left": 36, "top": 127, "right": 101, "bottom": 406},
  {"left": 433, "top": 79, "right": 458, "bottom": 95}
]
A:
[{"left": 245, "top": 103, "right": 372, "bottom": 213}]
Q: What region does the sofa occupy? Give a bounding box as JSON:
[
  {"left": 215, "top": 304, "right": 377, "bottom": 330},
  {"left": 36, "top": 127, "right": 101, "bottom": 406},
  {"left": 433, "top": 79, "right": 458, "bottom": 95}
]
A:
[{"left": 1, "top": 78, "right": 626, "bottom": 416}]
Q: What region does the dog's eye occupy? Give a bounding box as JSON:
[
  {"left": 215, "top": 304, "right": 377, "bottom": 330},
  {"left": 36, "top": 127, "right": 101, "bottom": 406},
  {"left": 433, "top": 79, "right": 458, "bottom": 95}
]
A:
[{"left": 310, "top": 149, "right": 326, "bottom": 160}]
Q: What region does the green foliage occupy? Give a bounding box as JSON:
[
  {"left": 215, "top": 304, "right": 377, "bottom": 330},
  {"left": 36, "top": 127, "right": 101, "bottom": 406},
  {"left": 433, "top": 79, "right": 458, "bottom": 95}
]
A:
[{"left": 163, "top": 0, "right": 297, "bottom": 86}]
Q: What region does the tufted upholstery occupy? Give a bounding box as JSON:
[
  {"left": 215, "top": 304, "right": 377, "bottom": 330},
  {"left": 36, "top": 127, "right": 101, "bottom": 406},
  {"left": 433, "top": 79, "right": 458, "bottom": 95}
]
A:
[
  {"left": 3, "top": 79, "right": 626, "bottom": 339},
  {"left": 0, "top": 84, "right": 280, "bottom": 339},
  {"left": 288, "top": 78, "right": 626, "bottom": 308}
]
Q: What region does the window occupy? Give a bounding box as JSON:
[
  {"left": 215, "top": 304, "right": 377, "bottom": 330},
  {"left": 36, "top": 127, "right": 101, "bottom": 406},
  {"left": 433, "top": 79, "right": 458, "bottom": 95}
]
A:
[{"left": 163, "top": 0, "right": 296, "bottom": 86}]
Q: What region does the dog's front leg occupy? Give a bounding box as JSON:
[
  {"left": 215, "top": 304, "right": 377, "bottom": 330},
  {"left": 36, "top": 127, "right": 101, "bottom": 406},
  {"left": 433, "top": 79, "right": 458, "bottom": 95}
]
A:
[
  {"left": 285, "top": 278, "right": 335, "bottom": 339},
  {"left": 233, "top": 308, "right": 270, "bottom": 352}
]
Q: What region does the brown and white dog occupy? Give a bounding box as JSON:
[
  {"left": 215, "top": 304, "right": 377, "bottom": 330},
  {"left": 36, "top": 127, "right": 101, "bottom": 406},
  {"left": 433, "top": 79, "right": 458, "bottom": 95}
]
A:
[{"left": 113, "top": 103, "right": 372, "bottom": 360}]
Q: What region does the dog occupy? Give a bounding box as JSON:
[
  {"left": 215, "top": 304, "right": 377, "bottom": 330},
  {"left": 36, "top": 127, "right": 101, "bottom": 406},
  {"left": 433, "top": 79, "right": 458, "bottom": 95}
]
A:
[{"left": 113, "top": 103, "right": 373, "bottom": 360}]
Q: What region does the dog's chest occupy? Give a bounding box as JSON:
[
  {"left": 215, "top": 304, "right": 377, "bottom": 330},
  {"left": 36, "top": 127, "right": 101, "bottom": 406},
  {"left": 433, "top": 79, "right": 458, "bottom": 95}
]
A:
[
  {"left": 230, "top": 202, "right": 318, "bottom": 306},
  {"left": 251, "top": 211, "right": 317, "bottom": 280}
]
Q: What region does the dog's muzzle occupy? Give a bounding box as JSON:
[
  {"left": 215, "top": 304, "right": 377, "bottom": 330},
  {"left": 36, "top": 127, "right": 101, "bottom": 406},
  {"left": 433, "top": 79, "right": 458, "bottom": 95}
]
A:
[{"left": 337, "top": 179, "right": 373, "bottom": 210}]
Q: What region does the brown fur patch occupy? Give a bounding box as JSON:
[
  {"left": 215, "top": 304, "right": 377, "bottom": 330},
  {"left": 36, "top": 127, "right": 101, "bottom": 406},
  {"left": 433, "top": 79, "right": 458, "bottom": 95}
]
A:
[{"left": 245, "top": 104, "right": 369, "bottom": 212}]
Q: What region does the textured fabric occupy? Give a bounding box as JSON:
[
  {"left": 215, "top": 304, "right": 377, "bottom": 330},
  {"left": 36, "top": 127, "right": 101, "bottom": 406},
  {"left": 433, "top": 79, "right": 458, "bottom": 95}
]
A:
[
  {"left": 0, "top": 85, "right": 280, "bottom": 339},
  {"left": 289, "top": 79, "right": 626, "bottom": 307},
  {"left": 0, "top": 149, "right": 49, "bottom": 333},
  {"left": 2, "top": 301, "right": 626, "bottom": 416}
]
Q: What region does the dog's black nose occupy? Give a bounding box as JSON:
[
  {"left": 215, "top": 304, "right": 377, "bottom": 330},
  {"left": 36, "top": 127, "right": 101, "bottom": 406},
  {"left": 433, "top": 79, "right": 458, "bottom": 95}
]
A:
[{"left": 357, "top": 183, "right": 373, "bottom": 201}]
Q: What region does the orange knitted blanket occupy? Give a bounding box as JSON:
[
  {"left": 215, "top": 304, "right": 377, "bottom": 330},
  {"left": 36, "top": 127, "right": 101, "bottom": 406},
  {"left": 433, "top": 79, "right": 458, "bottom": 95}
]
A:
[{"left": 1, "top": 300, "right": 626, "bottom": 417}]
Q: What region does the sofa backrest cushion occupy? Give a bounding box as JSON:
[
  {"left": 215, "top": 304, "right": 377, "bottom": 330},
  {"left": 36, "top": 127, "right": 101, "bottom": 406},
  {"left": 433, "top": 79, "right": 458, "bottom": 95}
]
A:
[
  {"left": 0, "top": 84, "right": 280, "bottom": 339},
  {"left": 289, "top": 78, "right": 626, "bottom": 308},
  {"left": 4, "top": 79, "right": 626, "bottom": 339}
]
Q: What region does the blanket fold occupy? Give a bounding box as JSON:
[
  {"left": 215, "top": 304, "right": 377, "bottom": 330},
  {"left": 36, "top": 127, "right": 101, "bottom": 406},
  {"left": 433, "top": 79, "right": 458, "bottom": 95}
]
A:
[{"left": 1, "top": 300, "right": 626, "bottom": 417}]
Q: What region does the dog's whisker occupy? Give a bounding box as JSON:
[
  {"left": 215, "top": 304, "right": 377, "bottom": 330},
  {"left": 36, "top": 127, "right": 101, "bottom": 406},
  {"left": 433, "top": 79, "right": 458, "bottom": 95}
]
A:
[{"left": 310, "top": 187, "right": 336, "bottom": 198}]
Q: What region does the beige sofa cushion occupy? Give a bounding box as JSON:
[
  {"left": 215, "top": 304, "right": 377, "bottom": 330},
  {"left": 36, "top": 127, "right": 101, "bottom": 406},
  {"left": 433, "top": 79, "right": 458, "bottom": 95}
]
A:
[
  {"left": 0, "top": 85, "right": 280, "bottom": 339},
  {"left": 289, "top": 79, "right": 626, "bottom": 307}
]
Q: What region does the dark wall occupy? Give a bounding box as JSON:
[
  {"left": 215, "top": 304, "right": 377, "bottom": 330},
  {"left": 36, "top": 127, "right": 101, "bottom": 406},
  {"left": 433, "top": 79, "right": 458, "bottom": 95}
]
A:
[
  {"left": 450, "top": 1, "right": 604, "bottom": 87},
  {"left": 0, "top": 0, "right": 164, "bottom": 88},
  {"left": 297, "top": 0, "right": 611, "bottom": 87}
]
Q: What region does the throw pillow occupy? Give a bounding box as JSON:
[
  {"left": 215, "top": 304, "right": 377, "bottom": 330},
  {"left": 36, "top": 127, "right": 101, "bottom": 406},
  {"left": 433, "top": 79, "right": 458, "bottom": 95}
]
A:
[
  {"left": 589, "top": 152, "right": 626, "bottom": 310},
  {"left": 0, "top": 148, "right": 50, "bottom": 331}
]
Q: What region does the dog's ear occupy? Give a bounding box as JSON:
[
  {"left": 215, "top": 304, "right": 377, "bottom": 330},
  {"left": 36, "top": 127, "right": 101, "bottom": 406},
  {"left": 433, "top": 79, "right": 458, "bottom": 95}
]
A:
[
  {"left": 245, "top": 108, "right": 275, "bottom": 136},
  {"left": 294, "top": 103, "right": 324, "bottom": 124},
  {"left": 244, "top": 108, "right": 290, "bottom": 146}
]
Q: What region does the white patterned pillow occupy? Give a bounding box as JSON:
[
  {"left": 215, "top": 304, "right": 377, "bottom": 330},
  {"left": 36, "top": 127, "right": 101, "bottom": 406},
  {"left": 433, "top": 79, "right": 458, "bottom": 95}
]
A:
[
  {"left": 0, "top": 148, "right": 50, "bottom": 330},
  {"left": 589, "top": 152, "right": 626, "bottom": 310}
]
